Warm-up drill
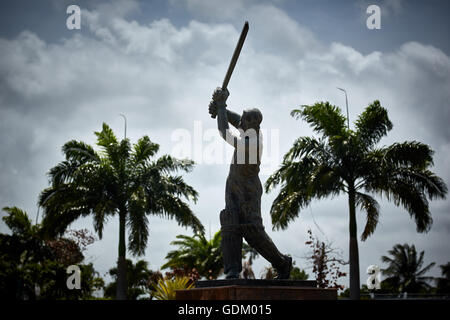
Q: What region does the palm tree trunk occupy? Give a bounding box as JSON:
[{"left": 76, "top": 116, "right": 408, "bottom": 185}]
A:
[
  {"left": 348, "top": 185, "right": 360, "bottom": 300},
  {"left": 116, "top": 208, "right": 127, "bottom": 300}
]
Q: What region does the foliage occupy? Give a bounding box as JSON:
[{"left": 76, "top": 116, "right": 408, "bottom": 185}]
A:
[
  {"left": 265, "top": 100, "right": 447, "bottom": 299},
  {"left": 0, "top": 207, "right": 103, "bottom": 300},
  {"left": 104, "top": 259, "right": 158, "bottom": 300},
  {"left": 381, "top": 243, "right": 435, "bottom": 293},
  {"left": 37, "top": 262, "right": 104, "bottom": 300},
  {"left": 162, "top": 232, "right": 223, "bottom": 279},
  {"left": 162, "top": 231, "right": 262, "bottom": 280},
  {"left": 260, "top": 260, "right": 308, "bottom": 280},
  {"left": 38, "top": 123, "right": 203, "bottom": 299},
  {"left": 290, "top": 261, "right": 309, "bottom": 280},
  {"left": 304, "top": 229, "right": 346, "bottom": 288},
  {"left": 152, "top": 277, "right": 194, "bottom": 300},
  {"left": 45, "top": 229, "right": 95, "bottom": 266}
]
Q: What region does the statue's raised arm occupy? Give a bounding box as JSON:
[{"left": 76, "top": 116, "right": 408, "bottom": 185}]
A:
[{"left": 208, "top": 87, "right": 241, "bottom": 145}]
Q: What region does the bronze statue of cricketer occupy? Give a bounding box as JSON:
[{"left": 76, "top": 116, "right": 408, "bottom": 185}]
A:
[{"left": 208, "top": 88, "right": 292, "bottom": 279}]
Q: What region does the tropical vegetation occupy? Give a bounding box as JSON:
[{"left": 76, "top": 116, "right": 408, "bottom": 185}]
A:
[
  {"left": 381, "top": 243, "right": 435, "bottom": 293},
  {"left": 38, "top": 123, "right": 204, "bottom": 299},
  {"left": 0, "top": 207, "right": 103, "bottom": 300},
  {"left": 265, "top": 101, "right": 448, "bottom": 299}
]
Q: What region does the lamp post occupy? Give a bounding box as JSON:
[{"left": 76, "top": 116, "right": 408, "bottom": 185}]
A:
[
  {"left": 337, "top": 87, "right": 349, "bottom": 129},
  {"left": 119, "top": 113, "right": 127, "bottom": 139}
]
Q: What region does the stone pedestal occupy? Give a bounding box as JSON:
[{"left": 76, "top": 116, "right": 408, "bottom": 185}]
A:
[{"left": 175, "top": 279, "right": 337, "bottom": 300}]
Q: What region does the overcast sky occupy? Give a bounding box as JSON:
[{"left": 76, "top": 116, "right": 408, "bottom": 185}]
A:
[{"left": 1, "top": 0, "right": 449, "bottom": 290}]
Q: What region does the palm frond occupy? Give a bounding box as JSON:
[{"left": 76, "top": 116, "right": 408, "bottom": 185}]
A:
[
  {"left": 291, "top": 102, "right": 347, "bottom": 138},
  {"left": 39, "top": 186, "right": 92, "bottom": 237},
  {"left": 372, "top": 173, "right": 433, "bottom": 233},
  {"left": 267, "top": 149, "right": 342, "bottom": 230},
  {"left": 153, "top": 194, "right": 204, "bottom": 234},
  {"left": 94, "top": 122, "right": 118, "bottom": 150},
  {"left": 282, "top": 136, "right": 328, "bottom": 162},
  {"left": 92, "top": 200, "right": 115, "bottom": 239},
  {"left": 355, "top": 100, "right": 392, "bottom": 148},
  {"left": 153, "top": 155, "right": 195, "bottom": 173},
  {"left": 133, "top": 136, "right": 160, "bottom": 163},
  {"left": 159, "top": 175, "right": 199, "bottom": 203},
  {"left": 62, "top": 140, "right": 99, "bottom": 163},
  {"left": 107, "top": 138, "right": 131, "bottom": 171},
  {"left": 48, "top": 160, "right": 80, "bottom": 187},
  {"left": 363, "top": 146, "right": 447, "bottom": 233},
  {"left": 127, "top": 198, "right": 149, "bottom": 256},
  {"left": 382, "top": 141, "right": 435, "bottom": 169},
  {"left": 308, "top": 164, "right": 343, "bottom": 200},
  {"left": 270, "top": 188, "right": 310, "bottom": 230},
  {"left": 355, "top": 192, "right": 380, "bottom": 241},
  {"left": 2, "top": 206, "right": 33, "bottom": 235}
]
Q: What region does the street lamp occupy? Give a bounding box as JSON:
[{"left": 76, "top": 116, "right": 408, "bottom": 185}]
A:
[
  {"left": 337, "top": 87, "right": 350, "bottom": 129},
  {"left": 119, "top": 113, "right": 127, "bottom": 139}
]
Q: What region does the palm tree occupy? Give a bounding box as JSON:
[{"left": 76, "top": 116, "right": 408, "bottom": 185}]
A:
[
  {"left": 265, "top": 101, "right": 447, "bottom": 299},
  {"left": 162, "top": 231, "right": 260, "bottom": 280},
  {"left": 381, "top": 243, "right": 435, "bottom": 293},
  {"left": 104, "top": 259, "right": 155, "bottom": 300},
  {"left": 0, "top": 207, "right": 49, "bottom": 299},
  {"left": 162, "top": 232, "right": 223, "bottom": 279},
  {"left": 38, "top": 123, "right": 204, "bottom": 300}
]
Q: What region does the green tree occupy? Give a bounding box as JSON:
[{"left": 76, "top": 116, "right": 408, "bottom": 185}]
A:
[
  {"left": 290, "top": 261, "right": 309, "bottom": 280},
  {"left": 38, "top": 123, "right": 204, "bottom": 300},
  {"left": 0, "top": 207, "right": 50, "bottom": 299},
  {"left": 265, "top": 101, "right": 447, "bottom": 299},
  {"left": 104, "top": 259, "right": 157, "bottom": 300},
  {"left": 162, "top": 232, "right": 223, "bottom": 279},
  {"left": 0, "top": 207, "right": 103, "bottom": 300},
  {"left": 381, "top": 243, "right": 435, "bottom": 293},
  {"left": 162, "top": 231, "right": 260, "bottom": 280}
]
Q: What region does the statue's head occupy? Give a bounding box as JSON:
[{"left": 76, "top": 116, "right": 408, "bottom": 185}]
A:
[{"left": 239, "top": 108, "right": 263, "bottom": 131}]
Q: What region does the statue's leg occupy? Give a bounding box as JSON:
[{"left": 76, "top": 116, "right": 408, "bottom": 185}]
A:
[
  {"left": 220, "top": 209, "right": 242, "bottom": 279},
  {"left": 242, "top": 223, "right": 292, "bottom": 279}
]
